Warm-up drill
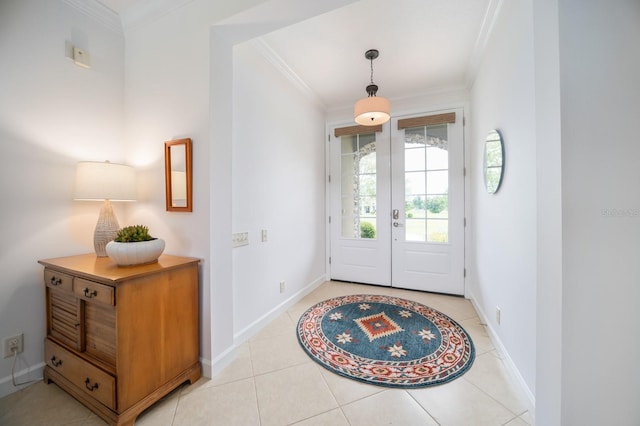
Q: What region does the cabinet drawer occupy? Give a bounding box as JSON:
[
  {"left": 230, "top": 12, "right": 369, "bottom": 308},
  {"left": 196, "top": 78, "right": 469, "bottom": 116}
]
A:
[
  {"left": 45, "top": 339, "right": 115, "bottom": 410},
  {"left": 74, "top": 278, "right": 114, "bottom": 306},
  {"left": 44, "top": 269, "right": 73, "bottom": 292}
]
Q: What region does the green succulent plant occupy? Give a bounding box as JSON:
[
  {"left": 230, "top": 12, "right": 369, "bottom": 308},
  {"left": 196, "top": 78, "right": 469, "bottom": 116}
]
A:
[{"left": 113, "top": 225, "right": 155, "bottom": 243}]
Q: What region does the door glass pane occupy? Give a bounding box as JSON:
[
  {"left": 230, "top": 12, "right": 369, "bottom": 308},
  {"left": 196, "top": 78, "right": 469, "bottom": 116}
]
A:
[
  {"left": 359, "top": 150, "right": 376, "bottom": 173},
  {"left": 359, "top": 174, "right": 376, "bottom": 196},
  {"left": 341, "top": 133, "right": 378, "bottom": 239},
  {"left": 427, "top": 124, "right": 448, "bottom": 144},
  {"left": 406, "top": 195, "right": 426, "bottom": 217},
  {"left": 426, "top": 195, "right": 448, "bottom": 219},
  {"left": 341, "top": 156, "right": 355, "bottom": 178},
  {"left": 405, "top": 218, "right": 426, "bottom": 241},
  {"left": 405, "top": 127, "right": 426, "bottom": 148},
  {"left": 426, "top": 170, "right": 448, "bottom": 194},
  {"left": 426, "top": 146, "right": 448, "bottom": 170},
  {"left": 403, "top": 125, "right": 449, "bottom": 243},
  {"left": 405, "top": 147, "right": 426, "bottom": 171},
  {"left": 341, "top": 137, "right": 356, "bottom": 154},
  {"left": 405, "top": 171, "right": 426, "bottom": 195},
  {"left": 427, "top": 219, "right": 448, "bottom": 243}
]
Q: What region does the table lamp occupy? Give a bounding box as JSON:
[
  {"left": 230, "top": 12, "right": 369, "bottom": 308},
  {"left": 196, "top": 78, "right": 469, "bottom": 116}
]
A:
[{"left": 74, "top": 161, "right": 136, "bottom": 256}]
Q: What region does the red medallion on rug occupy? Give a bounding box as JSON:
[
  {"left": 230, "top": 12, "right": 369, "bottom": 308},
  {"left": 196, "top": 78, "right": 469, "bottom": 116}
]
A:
[{"left": 296, "top": 294, "right": 475, "bottom": 388}]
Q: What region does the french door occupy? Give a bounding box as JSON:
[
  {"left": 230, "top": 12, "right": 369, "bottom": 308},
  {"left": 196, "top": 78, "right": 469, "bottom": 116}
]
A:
[{"left": 329, "top": 108, "right": 465, "bottom": 295}]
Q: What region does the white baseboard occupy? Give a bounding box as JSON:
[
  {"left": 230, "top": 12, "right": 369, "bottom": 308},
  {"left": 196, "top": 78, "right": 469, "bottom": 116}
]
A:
[
  {"left": 232, "top": 274, "right": 326, "bottom": 344},
  {"left": 208, "top": 274, "right": 325, "bottom": 377},
  {"left": 205, "top": 274, "right": 327, "bottom": 378},
  {"left": 208, "top": 344, "right": 238, "bottom": 377},
  {"left": 0, "top": 361, "right": 45, "bottom": 399},
  {"left": 467, "top": 291, "right": 536, "bottom": 416},
  {"left": 200, "top": 356, "right": 213, "bottom": 379}
]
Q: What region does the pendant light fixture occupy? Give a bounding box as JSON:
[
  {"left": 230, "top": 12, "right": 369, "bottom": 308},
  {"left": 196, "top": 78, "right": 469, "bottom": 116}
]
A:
[{"left": 354, "top": 49, "right": 390, "bottom": 126}]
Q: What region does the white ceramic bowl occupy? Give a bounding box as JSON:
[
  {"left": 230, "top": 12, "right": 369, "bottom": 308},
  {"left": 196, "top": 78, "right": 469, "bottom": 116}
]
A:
[{"left": 105, "top": 238, "right": 165, "bottom": 266}]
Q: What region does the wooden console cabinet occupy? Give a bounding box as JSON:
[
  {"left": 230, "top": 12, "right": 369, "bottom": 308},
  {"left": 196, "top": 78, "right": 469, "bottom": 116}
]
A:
[{"left": 39, "top": 253, "right": 201, "bottom": 426}]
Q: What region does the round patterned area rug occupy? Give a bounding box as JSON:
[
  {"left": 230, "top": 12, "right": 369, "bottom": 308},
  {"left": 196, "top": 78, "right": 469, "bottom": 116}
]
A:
[{"left": 296, "top": 294, "right": 475, "bottom": 388}]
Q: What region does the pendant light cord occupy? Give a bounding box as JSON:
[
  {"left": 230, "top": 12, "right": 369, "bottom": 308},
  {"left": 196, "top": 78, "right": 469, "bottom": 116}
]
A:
[{"left": 370, "top": 57, "right": 374, "bottom": 85}]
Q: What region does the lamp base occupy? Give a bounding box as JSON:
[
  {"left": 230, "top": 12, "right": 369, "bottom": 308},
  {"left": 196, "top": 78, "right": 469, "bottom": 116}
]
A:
[{"left": 94, "top": 200, "right": 120, "bottom": 257}]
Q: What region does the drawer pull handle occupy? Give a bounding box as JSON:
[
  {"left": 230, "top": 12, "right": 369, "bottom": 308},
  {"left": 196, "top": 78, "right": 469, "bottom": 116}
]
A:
[
  {"left": 85, "top": 378, "right": 99, "bottom": 391},
  {"left": 50, "top": 276, "right": 62, "bottom": 286},
  {"left": 50, "top": 356, "right": 62, "bottom": 367},
  {"left": 83, "top": 288, "right": 97, "bottom": 298}
]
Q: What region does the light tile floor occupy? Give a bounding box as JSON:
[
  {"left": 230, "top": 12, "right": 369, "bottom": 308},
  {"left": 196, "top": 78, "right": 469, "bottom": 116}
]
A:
[{"left": 0, "top": 281, "right": 533, "bottom": 426}]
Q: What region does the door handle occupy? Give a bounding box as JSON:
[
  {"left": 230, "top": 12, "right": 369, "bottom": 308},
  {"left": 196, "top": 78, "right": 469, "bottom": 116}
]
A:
[
  {"left": 392, "top": 209, "right": 399, "bottom": 220},
  {"left": 393, "top": 222, "right": 404, "bottom": 227}
]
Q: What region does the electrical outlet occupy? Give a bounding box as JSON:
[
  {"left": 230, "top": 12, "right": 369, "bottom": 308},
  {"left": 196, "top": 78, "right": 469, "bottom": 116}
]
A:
[
  {"left": 3, "top": 334, "right": 23, "bottom": 358},
  {"left": 279, "top": 281, "right": 285, "bottom": 293},
  {"left": 261, "top": 229, "right": 268, "bottom": 242},
  {"left": 496, "top": 307, "right": 501, "bottom": 325}
]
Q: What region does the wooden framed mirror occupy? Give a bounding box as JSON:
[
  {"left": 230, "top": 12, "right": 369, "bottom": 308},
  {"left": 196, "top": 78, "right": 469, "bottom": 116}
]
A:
[{"left": 164, "top": 138, "right": 192, "bottom": 212}]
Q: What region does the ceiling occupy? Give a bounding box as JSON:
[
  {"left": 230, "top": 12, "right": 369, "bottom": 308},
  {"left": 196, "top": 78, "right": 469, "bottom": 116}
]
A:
[{"left": 99, "top": 0, "right": 494, "bottom": 111}]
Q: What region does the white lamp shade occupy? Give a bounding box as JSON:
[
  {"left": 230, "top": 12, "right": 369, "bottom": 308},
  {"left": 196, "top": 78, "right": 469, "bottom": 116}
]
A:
[
  {"left": 354, "top": 96, "right": 391, "bottom": 126},
  {"left": 74, "top": 161, "right": 136, "bottom": 201}
]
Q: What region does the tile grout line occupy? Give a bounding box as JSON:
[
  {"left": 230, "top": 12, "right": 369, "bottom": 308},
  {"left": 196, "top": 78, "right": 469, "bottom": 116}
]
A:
[
  {"left": 462, "top": 350, "right": 529, "bottom": 418},
  {"left": 169, "top": 385, "right": 184, "bottom": 426},
  {"left": 405, "top": 389, "right": 442, "bottom": 426},
  {"left": 462, "top": 374, "right": 530, "bottom": 422},
  {"left": 247, "top": 338, "right": 265, "bottom": 425}
]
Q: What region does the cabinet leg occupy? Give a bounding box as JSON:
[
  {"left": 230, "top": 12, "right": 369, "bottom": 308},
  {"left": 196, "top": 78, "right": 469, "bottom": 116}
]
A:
[
  {"left": 185, "top": 362, "right": 202, "bottom": 385},
  {"left": 43, "top": 366, "right": 54, "bottom": 384}
]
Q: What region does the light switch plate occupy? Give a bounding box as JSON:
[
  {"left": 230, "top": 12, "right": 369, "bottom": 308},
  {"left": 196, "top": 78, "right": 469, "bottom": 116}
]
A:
[
  {"left": 232, "top": 232, "right": 249, "bottom": 247},
  {"left": 73, "top": 47, "right": 91, "bottom": 68}
]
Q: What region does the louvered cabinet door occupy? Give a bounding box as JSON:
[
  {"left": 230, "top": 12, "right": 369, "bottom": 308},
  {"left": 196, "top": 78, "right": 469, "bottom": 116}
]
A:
[
  {"left": 45, "top": 269, "right": 82, "bottom": 350},
  {"left": 80, "top": 279, "right": 117, "bottom": 367}
]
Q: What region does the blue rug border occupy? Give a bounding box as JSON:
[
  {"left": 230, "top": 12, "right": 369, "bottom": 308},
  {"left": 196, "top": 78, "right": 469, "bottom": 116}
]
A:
[{"left": 296, "top": 294, "right": 476, "bottom": 389}]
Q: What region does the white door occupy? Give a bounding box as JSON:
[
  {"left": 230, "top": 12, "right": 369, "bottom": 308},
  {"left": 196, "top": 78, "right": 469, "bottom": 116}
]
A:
[
  {"left": 329, "top": 125, "right": 391, "bottom": 286},
  {"left": 329, "top": 108, "right": 465, "bottom": 295},
  {"left": 390, "top": 110, "right": 465, "bottom": 294}
]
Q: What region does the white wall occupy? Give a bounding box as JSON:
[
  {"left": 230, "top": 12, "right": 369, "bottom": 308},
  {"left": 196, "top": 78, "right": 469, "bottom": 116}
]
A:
[
  {"left": 124, "top": 0, "right": 353, "bottom": 372},
  {"left": 469, "top": 0, "right": 537, "bottom": 403},
  {"left": 559, "top": 1, "right": 640, "bottom": 424},
  {"left": 123, "top": 0, "right": 265, "bottom": 373},
  {"left": 533, "top": 0, "right": 562, "bottom": 423},
  {"left": 205, "top": 0, "right": 357, "bottom": 371},
  {"left": 232, "top": 42, "right": 326, "bottom": 335},
  {"left": 0, "top": 0, "right": 125, "bottom": 397}
]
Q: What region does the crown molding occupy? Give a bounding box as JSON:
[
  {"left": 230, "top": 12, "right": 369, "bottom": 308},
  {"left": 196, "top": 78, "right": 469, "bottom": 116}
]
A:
[
  {"left": 119, "top": 0, "right": 195, "bottom": 34},
  {"left": 63, "top": 0, "right": 123, "bottom": 34},
  {"left": 251, "top": 38, "right": 327, "bottom": 111},
  {"left": 465, "top": 0, "right": 504, "bottom": 89}
]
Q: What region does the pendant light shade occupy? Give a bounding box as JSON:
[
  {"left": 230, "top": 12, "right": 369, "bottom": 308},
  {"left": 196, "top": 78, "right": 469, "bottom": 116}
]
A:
[
  {"left": 354, "top": 49, "right": 390, "bottom": 126},
  {"left": 354, "top": 96, "right": 390, "bottom": 126}
]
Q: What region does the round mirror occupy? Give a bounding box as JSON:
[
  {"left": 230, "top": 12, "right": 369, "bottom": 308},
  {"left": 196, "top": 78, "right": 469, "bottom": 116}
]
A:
[{"left": 483, "top": 129, "right": 504, "bottom": 194}]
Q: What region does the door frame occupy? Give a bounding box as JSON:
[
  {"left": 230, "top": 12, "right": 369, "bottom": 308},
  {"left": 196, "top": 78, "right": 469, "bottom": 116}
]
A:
[{"left": 325, "top": 103, "right": 470, "bottom": 297}]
